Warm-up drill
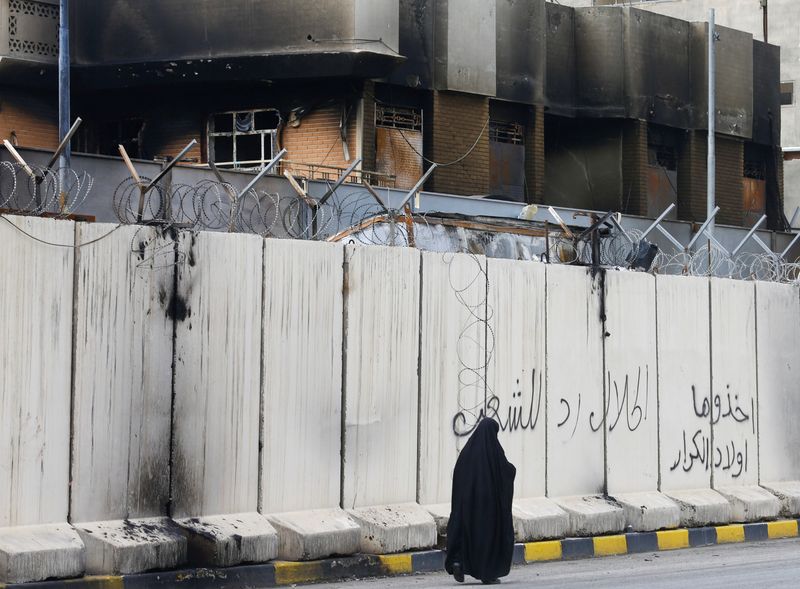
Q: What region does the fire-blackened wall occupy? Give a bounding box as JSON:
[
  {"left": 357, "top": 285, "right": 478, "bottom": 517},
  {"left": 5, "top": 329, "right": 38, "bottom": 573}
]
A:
[
  {"left": 544, "top": 116, "right": 623, "bottom": 211},
  {"left": 676, "top": 130, "right": 746, "bottom": 225}
]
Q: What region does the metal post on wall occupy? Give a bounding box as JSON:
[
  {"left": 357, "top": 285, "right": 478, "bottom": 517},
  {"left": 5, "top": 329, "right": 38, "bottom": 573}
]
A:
[
  {"left": 707, "top": 8, "right": 716, "bottom": 241},
  {"left": 58, "top": 0, "right": 70, "bottom": 211}
]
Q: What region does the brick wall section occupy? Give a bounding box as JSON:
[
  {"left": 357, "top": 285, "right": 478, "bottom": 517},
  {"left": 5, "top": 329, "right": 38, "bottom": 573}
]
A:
[
  {"left": 715, "top": 136, "right": 744, "bottom": 226},
  {"left": 524, "top": 105, "right": 546, "bottom": 204},
  {"left": 677, "top": 131, "right": 745, "bottom": 225},
  {"left": 677, "top": 130, "right": 707, "bottom": 222},
  {"left": 0, "top": 88, "right": 58, "bottom": 150},
  {"left": 427, "top": 91, "right": 490, "bottom": 195},
  {"left": 360, "top": 81, "right": 377, "bottom": 173},
  {"left": 282, "top": 105, "right": 358, "bottom": 171},
  {"left": 621, "top": 119, "right": 648, "bottom": 216}
]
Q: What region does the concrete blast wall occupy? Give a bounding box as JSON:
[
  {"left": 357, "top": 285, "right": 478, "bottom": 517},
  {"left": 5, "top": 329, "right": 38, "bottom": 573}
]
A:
[{"left": 2, "top": 217, "right": 800, "bottom": 580}]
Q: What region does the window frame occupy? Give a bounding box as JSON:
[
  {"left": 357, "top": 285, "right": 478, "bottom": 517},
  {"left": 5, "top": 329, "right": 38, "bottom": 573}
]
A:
[
  {"left": 207, "top": 108, "right": 281, "bottom": 170},
  {"left": 780, "top": 81, "right": 794, "bottom": 107}
]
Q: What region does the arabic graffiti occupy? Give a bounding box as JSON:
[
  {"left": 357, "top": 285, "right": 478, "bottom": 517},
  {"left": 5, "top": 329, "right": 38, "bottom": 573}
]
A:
[
  {"left": 555, "top": 366, "right": 650, "bottom": 439},
  {"left": 452, "top": 369, "right": 544, "bottom": 437},
  {"left": 670, "top": 430, "right": 749, "bottom": 478},
  {"left": 669, "top": 384, "right": 755, "bottom": 477},
  {"left": 590, "top": 367, "right": 650, "bottom": 433}
]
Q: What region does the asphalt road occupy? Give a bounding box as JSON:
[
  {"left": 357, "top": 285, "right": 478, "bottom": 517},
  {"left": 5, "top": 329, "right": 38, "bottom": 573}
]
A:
[{"left": 296, "top": 538, "right": 800, "bottom": 588}]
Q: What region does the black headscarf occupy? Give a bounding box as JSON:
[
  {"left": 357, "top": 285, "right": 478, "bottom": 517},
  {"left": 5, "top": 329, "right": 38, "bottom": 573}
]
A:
[{"left": 445, "top": 418, "right": 516, "bottom": 583}]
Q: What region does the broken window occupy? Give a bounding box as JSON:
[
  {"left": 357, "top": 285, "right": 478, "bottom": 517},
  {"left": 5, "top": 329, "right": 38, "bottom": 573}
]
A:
[
  {"left": 780, "top": 82, "right": 794, "bottom": 106},
  {"left": 489, "top": 121, "right": 524, "bottom": 145},
  {"left": 73, "top": 118, "right": 145, "bottom": 158},
  {"left": 375, "top": 103, "right": 424, "bottom": 190},
  {"left": 646, "top": 137, "right": 678, "bottom": 218},
  {"left": 744, "top": 144, "right": 768, "bottom": 225},
  {"left": 489, "top": 120, "right": 525, "bottom": 201},
  {"left": 207, "top": 109, "right": 280, "bottom": 170}
]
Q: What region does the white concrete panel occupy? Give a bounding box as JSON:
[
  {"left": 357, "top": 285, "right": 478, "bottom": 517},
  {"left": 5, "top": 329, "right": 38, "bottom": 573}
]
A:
[
  {"left": 174, "top": 512, "right": 277, "bottom": 567},
  {"left": 762, "top": 481, "right": 800, "bottom": 518},
  {"left": 261, "top": 240, "right": 345, "bottom": 514},
  {"left": 75, "top": 517, "right": 185, "bottom": 574},
  {"left": 552, "top": 496, "right": 625, "bottom": 537},
  {"left": 657, "top": 275, "right": 713, "bottom": 493},
  {"left": 546, "top": 265, "right": 605, "bottom": 497},
  {"left": 604, "top": 270, "right": 658, "bottom": 495},
  {"left": 347, "top": 503, "right": 436, "bottom": 554},
  {"left": 71, "top": 224, "right": 174, "bottom": 523},
  {"left": 0, "top": 523, "right": 84, "bottom": 583},
  {"left": 418, "top": 252, "right": 487, "bottom": 506},
  {"left": 665, "top": 489, "right": 731, "bottom": 527},
  {"left": 710, "top": 278, "right": 758, "bottom": 488},
  {"left": 487, "top": 259, "right": 546, "bottom": 500},
  {"left": 172, "top": 230, "right": 263, "bottom": 518},
  {"left": 614, "top": 492, "right": 679, "bottom": 531},
  {"left": 342, "top": 245, "right": 420, "bottom": 509},
  {"left": 0, "top": 216, "right": 74, "bottom": 528},
  {"left": 267, "top": 509, "right": 360, "bottom": 561},
  {"left": 755, "top": 281, "right": 800, "bottom": 483}
]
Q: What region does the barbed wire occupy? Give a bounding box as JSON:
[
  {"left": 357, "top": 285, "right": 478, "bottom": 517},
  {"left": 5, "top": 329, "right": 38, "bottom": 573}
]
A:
[
  {"left": 0, "top": 162, "right": 93, "bottom": 217},
  {"left": 5, "top": 162, "right": 797, "bottom": 285}
]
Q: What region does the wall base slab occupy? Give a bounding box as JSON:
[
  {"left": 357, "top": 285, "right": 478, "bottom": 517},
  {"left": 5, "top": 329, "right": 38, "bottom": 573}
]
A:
[
  {"left": 715, "top": 486, "right": 781, "bottom": 523},
  {"left": 761, "top": 482, "right": 800, "bottom": 518},
  {"left": 0, "top": 523, "right": 85, "bottom": 583},
  {"left": 422, "top": 503, "right": 451, "bottom": 537},
  {"left": 74, "top": 517, "right": 186, "bottom": 575},
  {"left": 663, "top": 489, "right": 732, "bottom": 527},
  {"left": 266, "top": 508, "right": 361, "bottom": 561},
  {"left": 512, "top": 497, "right": 570, "bottom": 542},
  {"left": 347, "top": 503, "right": 436, "bottom": 554},
  {"left": 552, "top": 496, "right": 626, "bottom": 537},
  {"left": 174, "top": 512, "right": 277, "bottom": 567},
  {"left": 612, "top": 492, "right": 680, "bottom": 532}
]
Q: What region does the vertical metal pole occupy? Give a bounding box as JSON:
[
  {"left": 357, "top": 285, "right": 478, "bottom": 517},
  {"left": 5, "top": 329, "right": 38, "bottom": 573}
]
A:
[
  {"left": 707, "top": 8, "right": 716, "bottom": 238},
  {"left": 58, "top": 0, "right": 70, "bottom": 210}
]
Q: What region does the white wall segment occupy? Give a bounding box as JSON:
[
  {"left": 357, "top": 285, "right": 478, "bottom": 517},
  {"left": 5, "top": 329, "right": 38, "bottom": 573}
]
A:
[
  {"left": 657, "top": 275, "right": 713, "bottom": 492},
  {"left": 486, "top": 258, "right": 546, "bottom": 500},
  {"left": 342, "top": 245, "right": 421, "bottom": 509},
  {"left": 546, "top": 264, "right": 605, "bottom": 497},
  {"left": 756, "top": 282, "right": 800, "bottom": 483},
  {"left": 71, "top": 224, "right": 174, "bottom": 522},
  {"left": 710, "top": 278, "right": 758, "bottom": 487},
  {"left": 172, "top": 230, "right": 263, "bottom": 518},
  {"left": 0, "top": 216, "right": 74, "bottom": 527},
  {"left": 418, "top": 252, "right": 487, "bottom": 506},
  {"left": 261, "top": 239, "right": 345, "bottom": 514},
  {"left": 604, "top": 271, "right": 658, "bottom": 495}
]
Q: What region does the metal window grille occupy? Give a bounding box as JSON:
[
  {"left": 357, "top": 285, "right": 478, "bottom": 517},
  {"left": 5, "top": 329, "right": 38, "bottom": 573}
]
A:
[
  {"left": 489, "top": 121, "right": 524, "bottom": 145},
  {"left": 744, "top": 161, "right": 766, "bottom": 180},
  {"left": 208, "top": 109, "right": 281, "bottom": 170},
  {"left": 375, "top": 104, "right": 422, "bottom": 132}
]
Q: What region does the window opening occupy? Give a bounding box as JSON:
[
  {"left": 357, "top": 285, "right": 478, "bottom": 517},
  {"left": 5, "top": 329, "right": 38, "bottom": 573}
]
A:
[
  {"left": 489, "top": 121, "right": 524, "bottom": 145},
  {"left": 375, "top": 104, "right": 422, "bottom": 132},
  {"left": 780, "top": 82, "right": 793, "bottom": 106},
  {"left": 208, "top": 109, "right": 281, "bottom": 170}
]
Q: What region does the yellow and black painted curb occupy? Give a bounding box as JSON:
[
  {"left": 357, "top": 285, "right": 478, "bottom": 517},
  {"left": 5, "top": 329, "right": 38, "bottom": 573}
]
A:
[{"left": 5, "top": 519, "right": 799, "bottom": 588}]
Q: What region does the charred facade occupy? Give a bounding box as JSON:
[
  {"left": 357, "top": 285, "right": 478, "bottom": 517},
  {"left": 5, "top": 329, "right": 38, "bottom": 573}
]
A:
[{"left": 0, "top": 0, "right": 784, "bottom": 227}]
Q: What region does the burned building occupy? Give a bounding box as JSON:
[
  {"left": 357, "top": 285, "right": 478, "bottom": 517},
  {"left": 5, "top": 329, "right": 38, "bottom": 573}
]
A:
[{"left": 0, "top": 0, "right": 784, "bottom": 227}]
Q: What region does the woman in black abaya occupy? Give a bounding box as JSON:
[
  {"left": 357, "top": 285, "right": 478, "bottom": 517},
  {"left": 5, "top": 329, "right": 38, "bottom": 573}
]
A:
[{"left": 445, "top": 418, "right": 516, "bottom": 585}]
